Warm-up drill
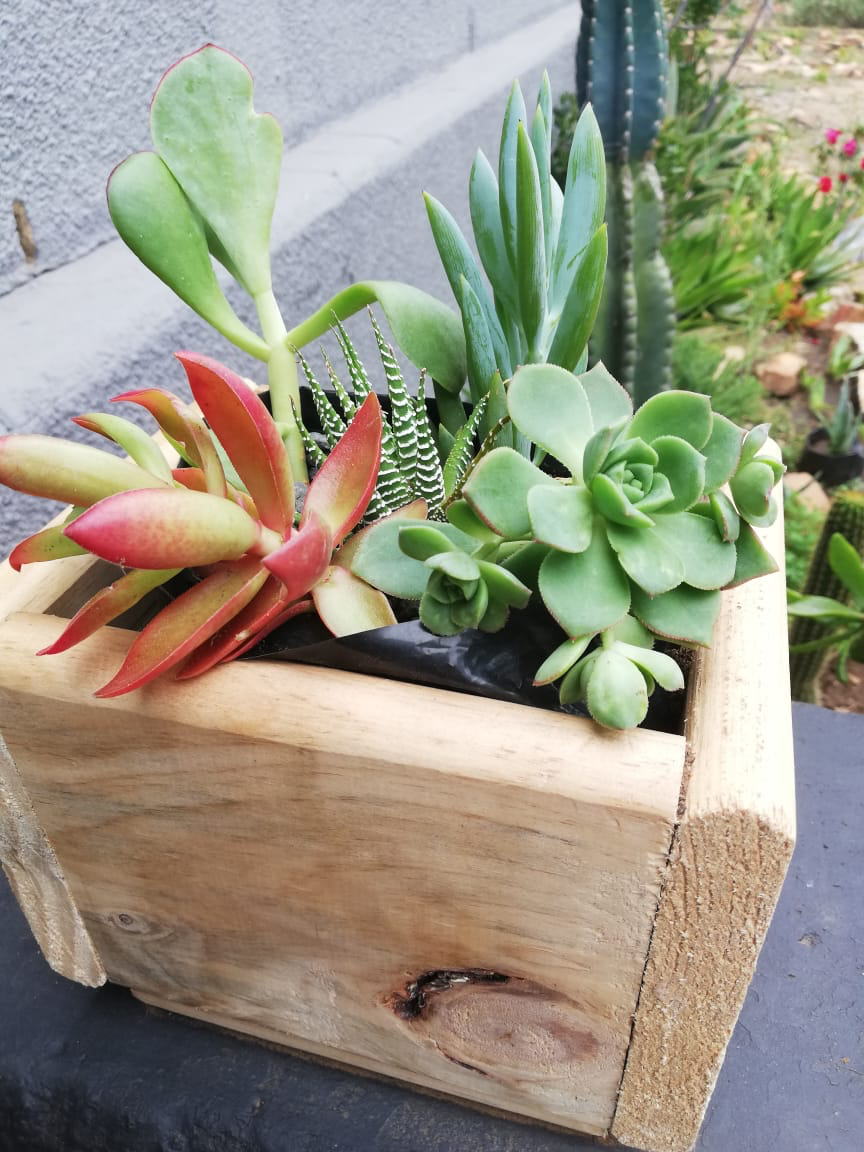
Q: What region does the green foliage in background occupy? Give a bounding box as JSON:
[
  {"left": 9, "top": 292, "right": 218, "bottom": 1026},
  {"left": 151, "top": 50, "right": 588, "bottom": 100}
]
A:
[{"left": 785, "top": 0, "right": 864, "bottom": 26}]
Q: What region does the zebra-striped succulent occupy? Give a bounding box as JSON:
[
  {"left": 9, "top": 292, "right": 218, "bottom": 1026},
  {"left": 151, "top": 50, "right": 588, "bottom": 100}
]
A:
[{"left": 295, "top": 313, "right": 488, "bottom": 522}]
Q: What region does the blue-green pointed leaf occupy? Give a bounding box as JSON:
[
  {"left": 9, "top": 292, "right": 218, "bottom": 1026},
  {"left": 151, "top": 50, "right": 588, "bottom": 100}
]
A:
[
  {"left": 629, "top": 391, "right": 714, "bottom": 450},
  {"left": 287, "top": 281, "right": 467, "bottom": 396},
  {"left": 547, "top": 225, "right": 608, "bottom": 373},
  {"left": 786, "top": 595, "right": 862, "bottom": 621},
  {"left": 150, "top": 45, "right": 282, "bottom": 297},
  {"left": 499, "top": 81, "right": 528, "bottom": 272},
  {"left": 605, "top": 521, "right": 685, "bottom": 595},
  {"left": 515, "top": 122, "right": 547, "bottom": 352},
  {"left": 461, "top": 277, "right": 502, "bottom": 416},
  {"left": 550, "top": 104, "right": 606, "bottom": 308},
  {"left": 530, "top": 105, "right": 553, "bottom": 271},
  {"left": 424, "top": 193, "right": 511, "bottom": 376},
  {"left": 107, "top": 152, "right": 268, "bottom": 358},
  {"left": 470, "top": 150, "right": 518, "bottom": 315},
  {"left": 527, "top": 484, "right": 594, "bottom": 552},
  {"left": 463, "top": 447, "right": 556, "bottom": 537},
  {"left": 631, "top": 584, "right": 721, "bottom": 646},
  {"left": 507, "top": 364, "right": 593, "bottom": 478},
  {"left": 539, "top": 526, "right": 630, "bottom": 636}
]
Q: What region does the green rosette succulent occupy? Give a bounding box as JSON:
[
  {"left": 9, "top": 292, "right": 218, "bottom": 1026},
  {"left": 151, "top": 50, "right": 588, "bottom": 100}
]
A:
[{"left": 351, "top": 361, "right": 782, "bottom": 729}]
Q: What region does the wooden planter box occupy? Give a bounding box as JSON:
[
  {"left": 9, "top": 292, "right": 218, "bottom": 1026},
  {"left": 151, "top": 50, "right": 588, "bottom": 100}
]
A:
[{"left": 0, "top": 511, "right": 795, "bottom": 1152}]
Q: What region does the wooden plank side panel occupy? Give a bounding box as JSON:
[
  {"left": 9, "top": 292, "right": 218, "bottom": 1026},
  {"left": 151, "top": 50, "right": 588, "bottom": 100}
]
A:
[
  {"left": 0, "top": 731, "right": 105, "bottom": 986},
  {"left": 613, "top": 497, "right": 796, "bottom": 1152},
  {"left": 0, "top": 611, "right": 685, "bottom": 1136}
]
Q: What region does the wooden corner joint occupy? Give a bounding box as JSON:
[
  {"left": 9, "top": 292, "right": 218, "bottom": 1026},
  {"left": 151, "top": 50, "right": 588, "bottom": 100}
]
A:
[
  {"left": 610, "top": 804, "right": 794, "bottom": 1152},
  {"left": 0, "top": 730, "right": 106, "bottom": 988}
]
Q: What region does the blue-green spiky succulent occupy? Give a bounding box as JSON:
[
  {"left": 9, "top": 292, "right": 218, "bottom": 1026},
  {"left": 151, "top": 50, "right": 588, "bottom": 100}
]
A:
[
  {"left": 423, "top": 73, "right": 608, "bottom": 448},
  {"left": 351, "top": 362, "right": 782, "bottom": 729}
]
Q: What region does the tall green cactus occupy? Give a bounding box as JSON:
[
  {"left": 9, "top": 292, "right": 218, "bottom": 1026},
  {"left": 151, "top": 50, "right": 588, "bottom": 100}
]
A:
[
  {"left": 790, "top": 489, "right": 864, "bottom": 701},
  {"left": 576, "top": 0, "right": 675, "bottom": 404}
]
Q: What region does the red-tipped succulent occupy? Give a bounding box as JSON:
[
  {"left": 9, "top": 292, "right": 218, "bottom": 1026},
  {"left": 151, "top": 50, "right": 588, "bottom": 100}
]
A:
[{"left": 0, "top": 353, "right": 393, "bottom": 696}]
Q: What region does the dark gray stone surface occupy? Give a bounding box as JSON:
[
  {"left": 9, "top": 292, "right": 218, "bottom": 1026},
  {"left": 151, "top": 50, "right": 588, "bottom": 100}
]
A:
[{"left": 1, "top": 701, "right": 861, "bottom": 1152}]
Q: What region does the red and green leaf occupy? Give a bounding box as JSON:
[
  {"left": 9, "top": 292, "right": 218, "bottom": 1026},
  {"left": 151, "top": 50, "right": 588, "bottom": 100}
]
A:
[
  {"left": 64, "top": 488, "right": 264, "bottom": 568},
  {"left": 94, "top": 557, "right": 268, "bottom": 697},
  {"left": 0, "top": 435, "right": 168, "bottom": 506},
  {"left": 177, "top": 351, "right": 294, "bottom": 533},
  {"left": 39, "top": 568, "right": 181, "bottom": 655},
  {"left": 302, "top": 392, "right": 382, "bottom": 545},
  {"left": 261, "top": 514, "right": 333, "bottom": 601}
]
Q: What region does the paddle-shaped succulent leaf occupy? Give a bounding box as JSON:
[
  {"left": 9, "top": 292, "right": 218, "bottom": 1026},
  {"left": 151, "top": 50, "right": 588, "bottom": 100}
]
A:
[{"left": 107, "top": 46, "right": 468, "bottom": 480}]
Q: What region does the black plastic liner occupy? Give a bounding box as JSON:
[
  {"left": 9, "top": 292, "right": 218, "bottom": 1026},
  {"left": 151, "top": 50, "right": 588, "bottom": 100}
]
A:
[{"left": 241, "top": 605, "right": 686, "bottom": 734}]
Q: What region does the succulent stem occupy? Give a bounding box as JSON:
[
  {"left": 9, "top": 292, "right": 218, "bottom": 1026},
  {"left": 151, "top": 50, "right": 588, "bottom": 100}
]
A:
[{"left": 255, "top": 288, "right": 308, "bottom": 482}]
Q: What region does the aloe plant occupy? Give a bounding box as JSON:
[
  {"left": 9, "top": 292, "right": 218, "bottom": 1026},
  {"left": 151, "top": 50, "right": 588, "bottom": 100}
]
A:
[
  {"left": 423, "top": 74, "right": 608, "bottom": 446},
  {"left": 0, "top": 354, "right": 399, "bottom": 696},
  {"left": 352, "top": 363, "right": 782, "bottom": 729},
  {"left": 107, "top": 45, "right": 467, "bottom": 482}
]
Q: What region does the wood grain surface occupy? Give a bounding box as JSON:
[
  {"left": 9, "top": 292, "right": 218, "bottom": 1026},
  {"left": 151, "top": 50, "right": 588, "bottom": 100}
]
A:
[
  {"left": 612, "top": 490, "right": 796, "bottom": 1152},
  {"left": 0, "top": 610, "right": 684, "bottom": 1135}
]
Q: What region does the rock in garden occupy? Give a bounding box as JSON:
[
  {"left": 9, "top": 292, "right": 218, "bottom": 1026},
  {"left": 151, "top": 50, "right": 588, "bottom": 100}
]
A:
[
  {"left": 755, "top": 352, "right": 807, "bottom": 396},
  {"left": 784, "top": 472, "right": 831, "bottom": 513}
]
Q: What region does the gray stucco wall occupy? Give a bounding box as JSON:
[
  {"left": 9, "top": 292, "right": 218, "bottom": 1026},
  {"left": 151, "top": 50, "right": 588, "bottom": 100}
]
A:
[
  {"left": 0, "top": 3, "right": 580, "bottom": 552},
  {"left": 1, "top": 0, "right": 571, "bottom": 293}
]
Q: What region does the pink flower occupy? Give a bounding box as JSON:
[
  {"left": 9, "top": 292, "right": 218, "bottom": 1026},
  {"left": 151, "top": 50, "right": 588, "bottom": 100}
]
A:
[
  {"left": 825, "top": 128, "right": 841, "bottom": 144},
  {"left": 840, "top": 172, "right": 849, "bottom": 184},
  {"left": 843, "top": 138, "right": 858, "bottom": 156},
  {"left": 819, "top": 175, "right": 833, "bottom": 193}
]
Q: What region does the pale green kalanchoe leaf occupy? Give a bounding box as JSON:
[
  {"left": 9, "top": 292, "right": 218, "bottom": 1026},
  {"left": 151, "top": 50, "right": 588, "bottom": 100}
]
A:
[{"left": 150, "top": 45, "right": 283, "bottom": 297}]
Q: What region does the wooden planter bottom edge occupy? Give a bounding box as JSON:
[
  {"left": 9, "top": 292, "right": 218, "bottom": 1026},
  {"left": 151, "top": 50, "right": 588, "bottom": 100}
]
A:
[{"left": 0, "top": 511, "right": 795, "bottom": 1152}]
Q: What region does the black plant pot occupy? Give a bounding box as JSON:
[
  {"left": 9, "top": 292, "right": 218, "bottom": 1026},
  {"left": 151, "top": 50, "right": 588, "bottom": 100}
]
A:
[{"left": 797, "top": 428, "right": 864, "bottom": 488}]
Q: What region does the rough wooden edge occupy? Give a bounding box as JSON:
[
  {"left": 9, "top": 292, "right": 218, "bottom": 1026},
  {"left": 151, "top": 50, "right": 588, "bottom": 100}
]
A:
[
  {"left": 0, "top": 728, "right": 106, "bottom": 986},
  {"left": 612, "top": 485, "right": 796, "bottom": 1152}
]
